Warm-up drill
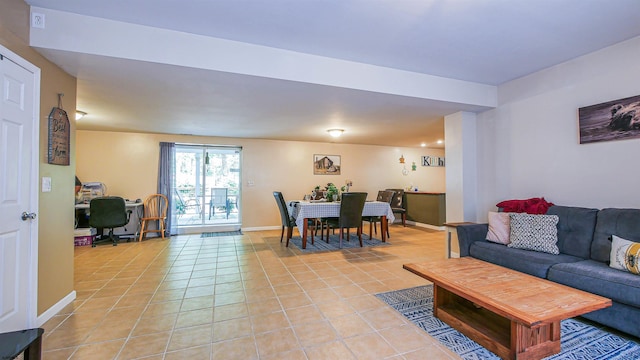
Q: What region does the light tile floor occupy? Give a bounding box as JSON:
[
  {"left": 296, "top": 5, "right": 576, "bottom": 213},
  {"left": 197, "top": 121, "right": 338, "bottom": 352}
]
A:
[{"left": 42, "top": 225, "right": 461, "bottom": 359}]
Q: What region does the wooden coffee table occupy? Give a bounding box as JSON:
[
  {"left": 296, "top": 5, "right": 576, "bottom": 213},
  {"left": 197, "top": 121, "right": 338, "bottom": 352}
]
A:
[{"left": 403, "top": 258, "right": 611, "bottom": 360}]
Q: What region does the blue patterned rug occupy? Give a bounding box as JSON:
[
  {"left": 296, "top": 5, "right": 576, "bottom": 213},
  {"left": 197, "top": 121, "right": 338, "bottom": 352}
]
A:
[
  {"left": 288, "top": 233, "right": 390, "bottom": 252},
  {"left": 376, "top": 285, "right": 640, "bottom": 359}
]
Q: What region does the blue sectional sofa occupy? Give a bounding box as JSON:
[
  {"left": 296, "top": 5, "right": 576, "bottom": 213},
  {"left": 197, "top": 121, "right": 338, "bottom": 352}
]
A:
[{"left": 457, "top": 205, "right": 640, "bottom": 338}]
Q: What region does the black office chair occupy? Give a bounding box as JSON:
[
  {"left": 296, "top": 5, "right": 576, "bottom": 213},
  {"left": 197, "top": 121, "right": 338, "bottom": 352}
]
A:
[
  {"left": 325, "top": 192, "right": 367, "bottom": 248},
  {"left": 89, "top": 196, "right": 131, "bottom": 246}
]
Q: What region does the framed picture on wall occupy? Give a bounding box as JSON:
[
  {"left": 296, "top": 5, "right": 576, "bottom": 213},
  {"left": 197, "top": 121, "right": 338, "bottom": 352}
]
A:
[
  {"left": 579, "top": 94, "right": 640, "bottom": 144},
  {"left": 313, "top": 154, "right": 341, "bottom": 175}
]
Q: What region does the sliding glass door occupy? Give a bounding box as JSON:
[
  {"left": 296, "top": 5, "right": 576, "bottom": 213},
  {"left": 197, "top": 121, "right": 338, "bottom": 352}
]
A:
[{"left": 174, "top": 144, "right": 241, "bottom": 233}]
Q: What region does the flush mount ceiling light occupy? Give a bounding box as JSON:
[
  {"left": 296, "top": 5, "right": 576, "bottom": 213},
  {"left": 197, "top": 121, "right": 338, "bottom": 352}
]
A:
[
  {"left": 75, "top": 110, "right": 87, "bottom": 120},
  {"left": 327, "top": 129, "right": 344, "bottom": 138}
]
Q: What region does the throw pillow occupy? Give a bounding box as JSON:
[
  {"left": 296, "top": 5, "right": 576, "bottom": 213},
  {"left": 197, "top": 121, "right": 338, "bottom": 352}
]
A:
[
  {"left": 507, "top": 213, "right": 559, "bottom": 254},
  {"left": 496, "top": 197, "right": 555, "bottom": 214},
  {"left": 610, "top": 235, "right": 640, "bottom": 275},
  {"left": 486, "top": 211, "right": 510, "bottom": 245}
]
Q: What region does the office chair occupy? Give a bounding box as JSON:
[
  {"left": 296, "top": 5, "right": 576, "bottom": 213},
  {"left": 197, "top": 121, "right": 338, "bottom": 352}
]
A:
[
  {"left": 139, "top": 193, "right": 169, "bottom": 241},
  {"left": 89, "top": 196, "right": 131, "bottom": 247}
]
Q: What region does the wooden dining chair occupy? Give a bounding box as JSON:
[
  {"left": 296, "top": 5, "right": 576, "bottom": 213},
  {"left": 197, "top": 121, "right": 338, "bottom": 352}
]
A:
[
  {"left": 325, "top": 192, "right": 367, "bottom": 248},
  {"left": 363, "top": 190, "right": 394, "bottom": 239},
  {"left": 139, "top": 193, "right": 168, "bottom": 241}
]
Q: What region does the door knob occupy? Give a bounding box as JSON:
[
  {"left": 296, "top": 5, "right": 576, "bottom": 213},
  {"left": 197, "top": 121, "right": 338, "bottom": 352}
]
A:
[{"left": 21, "top": 212, "right": 37, "bottom": 221}]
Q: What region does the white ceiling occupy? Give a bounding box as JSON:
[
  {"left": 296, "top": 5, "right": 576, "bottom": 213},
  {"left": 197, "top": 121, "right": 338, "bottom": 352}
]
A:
[{"left": 24, "top": 0, "right": 640, "bottom": 148}]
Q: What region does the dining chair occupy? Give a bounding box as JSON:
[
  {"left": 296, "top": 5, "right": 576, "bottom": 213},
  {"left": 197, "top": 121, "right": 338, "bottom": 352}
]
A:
[
  {"left": 386, "top": 188, "right": 407, "bottom": 226},
  {"left": 324, "top": 192, "right": 368, "bottom": 248},
  {"left": 138, "top": 193, "right": 169, "bottom": 241},
  {"left": 363, "top": 190, "right": 394, "bottom": 239},
  {"left": 89, "top": 196, "right": 131, "bottom": 246},
  {"left": 273, "top": 191, "right": 317, "bottom": 247}
]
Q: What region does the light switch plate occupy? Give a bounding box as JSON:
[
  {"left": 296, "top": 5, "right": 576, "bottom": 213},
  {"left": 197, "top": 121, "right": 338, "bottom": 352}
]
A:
[{"left": 42, "top": 177, "right": 51, "bottom": 192}]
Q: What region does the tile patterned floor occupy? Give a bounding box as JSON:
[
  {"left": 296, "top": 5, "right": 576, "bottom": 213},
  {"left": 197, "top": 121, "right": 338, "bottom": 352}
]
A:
[{"left": 42, "top": 226, "right": 461, "bottom": 359}]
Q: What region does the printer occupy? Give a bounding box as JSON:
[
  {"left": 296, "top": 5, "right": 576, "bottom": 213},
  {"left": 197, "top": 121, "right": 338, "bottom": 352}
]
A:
[{"left": 80, "top": 182, "right": 107, "bottom": 203}]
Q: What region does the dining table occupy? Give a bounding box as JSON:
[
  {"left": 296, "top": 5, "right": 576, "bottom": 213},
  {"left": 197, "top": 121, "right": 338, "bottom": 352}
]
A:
[{"left": 288, "top": 200, "right": 395, "bottom": 249}]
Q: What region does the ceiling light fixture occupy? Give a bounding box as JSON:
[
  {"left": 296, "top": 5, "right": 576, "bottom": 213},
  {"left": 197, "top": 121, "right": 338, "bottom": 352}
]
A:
[
  {"left": 327, "top": 129, "right": 344, "bottom": 138},
  {"left": 420, "top": 143, "right": 426, "bottom": 147},
  {"left": 75, "top": 110, "right": 87, "bottom": 121},
  {"left": 437, "top": 139, "right": 444, "bottom": 144}
]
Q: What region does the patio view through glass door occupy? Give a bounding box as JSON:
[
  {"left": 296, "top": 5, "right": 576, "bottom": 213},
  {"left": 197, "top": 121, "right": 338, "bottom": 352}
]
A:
[{"left": 174, "top": 145, "right": 241, "bottom": 233}]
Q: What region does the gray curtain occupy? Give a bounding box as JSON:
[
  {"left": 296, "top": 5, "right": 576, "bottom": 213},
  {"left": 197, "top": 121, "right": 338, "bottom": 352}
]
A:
[{"left": 158, "top": 142, "right": 176, "bottom": 236}]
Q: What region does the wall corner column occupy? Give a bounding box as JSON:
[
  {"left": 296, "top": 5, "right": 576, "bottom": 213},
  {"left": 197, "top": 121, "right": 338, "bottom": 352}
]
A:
[{"left": 444, "top": 111, "right": 477, "bottom": 223}]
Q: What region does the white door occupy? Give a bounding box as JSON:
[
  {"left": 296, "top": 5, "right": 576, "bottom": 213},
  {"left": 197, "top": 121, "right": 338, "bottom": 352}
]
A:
[{"left": 0, "top": 50, "right": 39, "bottom": 332}]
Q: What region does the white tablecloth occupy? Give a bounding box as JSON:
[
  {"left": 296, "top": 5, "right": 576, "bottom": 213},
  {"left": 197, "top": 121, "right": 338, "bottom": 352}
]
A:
[{"left": 289, "top": 201, "right": 395, "bottom": 237}]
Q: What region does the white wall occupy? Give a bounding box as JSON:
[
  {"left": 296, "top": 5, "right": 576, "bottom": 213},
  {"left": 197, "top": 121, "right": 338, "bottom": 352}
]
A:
[{"left": 475, "top": 35, "right": 640, "bottom": 221}]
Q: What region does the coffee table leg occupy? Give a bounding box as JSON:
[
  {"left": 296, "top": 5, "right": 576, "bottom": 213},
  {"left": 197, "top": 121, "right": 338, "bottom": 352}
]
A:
[{"left": 512, "top": 321, "right": 561, "bottom": 360}]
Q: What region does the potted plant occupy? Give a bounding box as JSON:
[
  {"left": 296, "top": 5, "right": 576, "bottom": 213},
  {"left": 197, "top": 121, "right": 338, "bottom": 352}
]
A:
[{"left": 325, "top": 183, "right": 339, "bottom": 202}]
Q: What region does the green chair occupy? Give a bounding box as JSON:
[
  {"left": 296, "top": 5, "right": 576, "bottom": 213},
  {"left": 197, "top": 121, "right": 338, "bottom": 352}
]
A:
[
  {"left": 325, "top": 192, "right": 368, "bottom": 248},
  {"left": 273, "top": 191, "right": 317, "bottom": 247},
  {"left": 363, "top": 190, "right": 394, "bottom": 239},
  {"left": 89, "top": 196, "right": 131, "bottom": 246}
]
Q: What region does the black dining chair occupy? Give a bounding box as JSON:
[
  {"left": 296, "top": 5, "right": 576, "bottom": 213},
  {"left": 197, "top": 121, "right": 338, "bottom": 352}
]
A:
[
  {"left": 387, "top": 188, "right": 407, "bottom": 226},
  {"left": 363, "top": 190, "right": 394, "bottom": 239},
  {"left": 325, "top": 192, "right": 368, "bottom": 248},
  {"left": 273, "top": 191, "right": 317, "bottom": 247}
]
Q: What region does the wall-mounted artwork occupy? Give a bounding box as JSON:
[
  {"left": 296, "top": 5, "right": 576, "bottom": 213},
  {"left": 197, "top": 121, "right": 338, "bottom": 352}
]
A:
[
  {"left": 421, "top": 155, "right": 445, "bottom": 167},
  {"left": 579, "top": 94, "right": 640, "bottom": 144},
  {"left": 313, "top": 154, "right": 341, "bottom": 175},
  {"left": 47, "top": 107, "right": 70, "bottom": 165}
]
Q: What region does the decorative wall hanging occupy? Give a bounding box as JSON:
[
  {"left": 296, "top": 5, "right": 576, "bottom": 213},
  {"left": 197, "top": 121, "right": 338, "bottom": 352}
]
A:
[
  {"left": 313, "top": 154, "right": 341, "bottom": 175},
  {"left": 579, "top": 94, "right": 640, "bottom": 144},
  {"left": 47, "top": 93, "right": 70, "bottom": 165},
  {"left": 422, "top": 156, "right": 445, "bottom": 167}
]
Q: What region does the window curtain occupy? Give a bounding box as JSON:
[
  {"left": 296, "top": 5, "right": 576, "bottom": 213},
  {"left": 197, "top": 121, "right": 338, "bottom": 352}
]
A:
[{"left": 158, "top": 142, "right": 176, "bottom": 236}]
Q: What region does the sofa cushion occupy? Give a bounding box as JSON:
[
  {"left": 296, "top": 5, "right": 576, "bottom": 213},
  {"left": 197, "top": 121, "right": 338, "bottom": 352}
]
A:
[
  {"left": 610, "top": 235, "right": 640, "bottom": 274},
  {"left": 546, "top": 205, "right": 598, "bottom": 259},
  {"left": 486, "top": 211, "right": 510, "bottom": 244},
  {"left": 548, "top": 260, "right": 640, "bottom": 308},
  {"left": 592, "top": 208, "right": 640, "bottom": 263},
  {"left": 470, "top": 240, "right": 582, "bottom": 278},
  {"left": 508, "top": 213, "right": 559, "bottom": 254}
]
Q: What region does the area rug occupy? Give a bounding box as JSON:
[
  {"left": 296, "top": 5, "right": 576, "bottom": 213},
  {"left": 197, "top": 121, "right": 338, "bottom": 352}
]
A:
[
  {"left": 376, "top": 285, "right": 640, "bottom": 359},
  {"left": 200, "top": 230, "right": 243, "bottom": 237},
  {"left": 288, "top": 233, "right": 389, "bottom": 252}
]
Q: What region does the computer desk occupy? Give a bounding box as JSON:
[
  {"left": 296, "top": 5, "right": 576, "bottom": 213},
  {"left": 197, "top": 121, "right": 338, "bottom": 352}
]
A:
[{"left": 75, "top": 201, "right": 144, "bottom": 238}]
